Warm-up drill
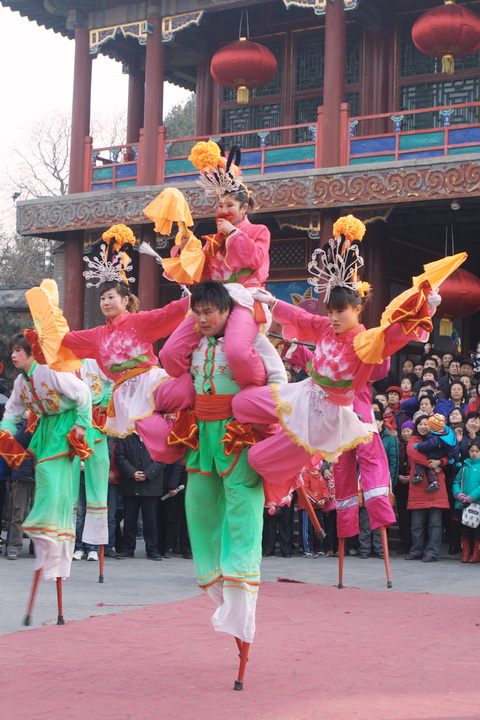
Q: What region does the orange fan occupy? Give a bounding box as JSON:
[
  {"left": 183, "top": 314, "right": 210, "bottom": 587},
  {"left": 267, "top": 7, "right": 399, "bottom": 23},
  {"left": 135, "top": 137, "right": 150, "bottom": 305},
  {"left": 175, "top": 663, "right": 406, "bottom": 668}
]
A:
[
  {"left": 143, "top": 187, "right": 193, "bottom": 236},
  {"left": 25, "top": 281, "right": 81, "bottom": 372},
  {"left": 162, "top": 234, "right": 206, "bottom": 285}
]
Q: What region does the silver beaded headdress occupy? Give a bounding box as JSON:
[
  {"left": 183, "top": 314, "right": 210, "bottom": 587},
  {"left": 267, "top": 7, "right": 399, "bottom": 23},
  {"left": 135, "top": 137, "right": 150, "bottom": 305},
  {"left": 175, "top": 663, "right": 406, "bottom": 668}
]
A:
[{"left": 83, "top": 224, "right": 137, "bottom": 288}]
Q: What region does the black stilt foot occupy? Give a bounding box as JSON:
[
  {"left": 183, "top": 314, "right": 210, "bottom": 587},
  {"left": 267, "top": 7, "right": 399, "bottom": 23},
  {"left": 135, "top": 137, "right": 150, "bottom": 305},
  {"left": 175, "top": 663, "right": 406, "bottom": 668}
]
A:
[
  {"left": 338, "top": 582, "right": 343, "bottom": 589},
  {"left": 99, "top": 574, "right": 104, "bottom": 584},
  {"left": 387, "top": 580, "right": 393, "bottom": 589},
  {"left": 57, "top": 615, "right": 65, "bottom": 625},
  {"left": 23, "top": 615, "right": 31, "bottom": 626},
  {"left": 234, "top": 680, "right": 244, "bottom": 691}
]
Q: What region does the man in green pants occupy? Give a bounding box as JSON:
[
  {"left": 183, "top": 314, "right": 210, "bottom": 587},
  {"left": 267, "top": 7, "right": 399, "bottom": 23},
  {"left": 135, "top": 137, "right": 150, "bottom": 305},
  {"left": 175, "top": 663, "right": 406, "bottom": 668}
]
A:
[{"left": 167, "top": 281, "right": 285, "bottom": 645}]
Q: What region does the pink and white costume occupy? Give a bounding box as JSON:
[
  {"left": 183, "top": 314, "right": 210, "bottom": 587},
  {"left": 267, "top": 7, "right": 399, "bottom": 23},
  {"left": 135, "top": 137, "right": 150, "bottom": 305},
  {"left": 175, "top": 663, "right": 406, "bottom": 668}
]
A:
[
  {"left": 232, "top": 298, "right": 432, "bottom": 486},
  {"left": 61, "top": 298, "right": 191, "bottom": 459},
  {"left": 285, "top": 342, "right": 395, "bottom": 534},
  {"left": 161, "top": 217, "right": 270, "bottom": 389}
]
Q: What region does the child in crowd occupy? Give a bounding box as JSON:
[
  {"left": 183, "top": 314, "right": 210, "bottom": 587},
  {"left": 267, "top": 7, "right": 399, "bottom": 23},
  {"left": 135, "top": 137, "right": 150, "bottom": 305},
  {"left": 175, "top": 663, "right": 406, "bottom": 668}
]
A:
[
  {"left": 400, "top": 376, "right": 415, "bottom": 401},
  {"left": 321, "top": 461, "right": 337, "bottom": 556},
  {"left": 395, "top": 420, "right": 415, "bottom": 554},
  {"left": 452, "top": 441, "right": 480, "bottom": 563},
  {"left": 412, "top": 413, "right": 461, "bottom": 492},
  {"left": 470, "top": 341, "right": 480, "bottom": 380},
  {"left": 298, "top": 458, "right": 328, "bottom": 557}
]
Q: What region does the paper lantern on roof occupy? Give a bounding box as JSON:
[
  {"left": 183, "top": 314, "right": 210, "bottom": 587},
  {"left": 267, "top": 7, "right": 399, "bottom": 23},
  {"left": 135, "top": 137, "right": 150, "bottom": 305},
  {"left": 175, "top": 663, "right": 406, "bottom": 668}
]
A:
[
  {"left": 210, "top": 38, "right": 277, "bottom": 105},
  {"left": 412, "top": 0, "right": 480, "bottom": 75},
  {"left": 438, "top": 269, "right": 480, "bottom": 318}
]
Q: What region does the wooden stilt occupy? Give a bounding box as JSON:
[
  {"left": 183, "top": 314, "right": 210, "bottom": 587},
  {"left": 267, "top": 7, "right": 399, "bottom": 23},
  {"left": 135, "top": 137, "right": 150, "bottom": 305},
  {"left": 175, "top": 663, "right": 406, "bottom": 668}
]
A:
[
  {"left": 296, "top": 486, "right": 326, "bottom": 539},
  {"left": 235, "top": 636, "right": 243, "bottom": 656},
  {"left": 23, "top": 568, "right": 42, "bottom": 626},
  {"left": 56, "top": 577, "right": 65, "bottom": 625},
  {"left": 380, "top": 525, "right": 392, "bottom": 588},
  {"left": 234, "top": 641, "right": 250, "bottom": 691},
  {"left": 98, "top": 544, "right": 105, "bottom": 584},
  {"left": 338, "top": 537, "right": 345, "bottom": 589}
]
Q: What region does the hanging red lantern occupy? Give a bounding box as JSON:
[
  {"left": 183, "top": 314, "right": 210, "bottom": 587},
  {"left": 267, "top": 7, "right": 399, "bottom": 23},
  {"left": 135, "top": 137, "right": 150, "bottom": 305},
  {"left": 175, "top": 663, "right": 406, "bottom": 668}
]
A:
[
  {"left": 210, "top": 38, "right": 277, "bottom": 105},
  {"left": 412, "top": 0, "right": 480, "bottom": 75},
  {"left": 438, "top": 269, "right": 480, "bottom": 318}
]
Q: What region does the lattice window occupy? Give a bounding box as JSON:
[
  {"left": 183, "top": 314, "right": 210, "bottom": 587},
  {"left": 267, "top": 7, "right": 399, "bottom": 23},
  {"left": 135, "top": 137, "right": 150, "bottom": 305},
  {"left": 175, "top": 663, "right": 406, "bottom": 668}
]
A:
[
  {"left": 295, "top": 24, "right": 359, "bottom": 92},
  {"left": 221, "top": 103, "right": 281, "bottom": 148},
  {"left": 345, "top": 24, "right": 360, "bottom": 85},
  {"left": 400, "top": 78, "right": 480, "bottom": 130},
  {"left": 223, "top": 36, "right": 284, "bottom": 102},
  {"left": 400, "top": 16, "right": 480, "bottom": 78},
  {"left": 345, "top": 91, "right": 359, "bottom": 117},
  {"left": 270, "top": 241, "right": 306, "bottom": 268},
  {"left": 296, "top": 30, "right": 325, "bottom": 92}
]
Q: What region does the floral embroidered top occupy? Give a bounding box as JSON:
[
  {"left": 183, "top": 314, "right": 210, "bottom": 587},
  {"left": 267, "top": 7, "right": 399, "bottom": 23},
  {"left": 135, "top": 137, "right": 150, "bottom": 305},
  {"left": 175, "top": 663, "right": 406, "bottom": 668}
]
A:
[
  {"left": 272, "top": 301, "right": 432, "bottom": 408},
  {"left": 172, "top": 217, "right": 270, "bottom": 287},
  {"left": 61, "top": 297, "right": 189, "bottom": 381},
  {"left": 1, "top": 362, "right": 92, "bottom": 435}
]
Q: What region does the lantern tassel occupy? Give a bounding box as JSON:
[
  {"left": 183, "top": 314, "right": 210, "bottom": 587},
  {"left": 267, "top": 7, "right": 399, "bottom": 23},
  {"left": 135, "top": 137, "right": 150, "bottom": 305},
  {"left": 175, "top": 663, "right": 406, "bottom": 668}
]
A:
[
  {"left": 442, "top": 54, "right": 455, "bottom": 74},
  {"left": 237, "top": 86, "right": 249, "bottom": 104}
]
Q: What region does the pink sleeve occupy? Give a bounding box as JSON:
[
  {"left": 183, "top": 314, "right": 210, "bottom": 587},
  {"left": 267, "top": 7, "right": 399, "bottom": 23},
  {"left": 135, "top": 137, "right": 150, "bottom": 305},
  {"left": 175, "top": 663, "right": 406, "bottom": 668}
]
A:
[
  {"left": 223, "top": 224, "right": 270, "bottom": 281},
  {"left": 134, "top": 297, "right": 189, "bottom": 343},
  {"left": 62, "top": 328, "right": 99, "bottom": 359},
  {"left": 272, "top": 300, "right": 330, "bottom": 342},
  {"left": 369, "top": 358, "right": 391, "bottom": 383}
]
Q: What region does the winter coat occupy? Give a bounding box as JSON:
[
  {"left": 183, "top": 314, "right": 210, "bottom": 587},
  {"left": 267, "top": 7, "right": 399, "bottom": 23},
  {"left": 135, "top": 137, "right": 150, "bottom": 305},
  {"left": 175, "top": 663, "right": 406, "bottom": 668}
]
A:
[
  {"left": 116, "top": 434, "right": 164, "bottom": 496},
  {"left": 406, "top": 436, "right": 450, "bottom": 510},
  {"left": 162, "top": 460, "right": 185, "bottom": 495},
  {"left": 452, "top": 458, "right": 480, "bottom": 510},
  {"left": 297, "top": 468, "right": 328, "bottom": 510},
  {"left": 414, "top": 427, "right": 461, "bottom": 466},
  {"left": 380, "top": 429, "right": 399, "bottom": 488},
  {"left": 10, "top": 418, "right": 35, "bottom": 483},
  {"left": 458, "top": 432, "right": 480, "bottom": 462}
]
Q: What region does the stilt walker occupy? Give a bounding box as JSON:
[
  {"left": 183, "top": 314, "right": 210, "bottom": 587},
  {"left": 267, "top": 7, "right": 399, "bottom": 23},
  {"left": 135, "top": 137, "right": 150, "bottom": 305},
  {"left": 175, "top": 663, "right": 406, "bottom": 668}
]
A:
[
  {"left": 23, "top": 225, "right": 192, "bottom": 466},
  {"left": 232, "top": 216, "right": 467, "bottom": 507},
  {"left": 0, "top": 327, "right": 91, "bottom": 626},
  {"left": 165, "top": 281, "right": 287, "bottom": 690},
  {"left": 76, "top": 359, "right": 112, "bottom": 582}
]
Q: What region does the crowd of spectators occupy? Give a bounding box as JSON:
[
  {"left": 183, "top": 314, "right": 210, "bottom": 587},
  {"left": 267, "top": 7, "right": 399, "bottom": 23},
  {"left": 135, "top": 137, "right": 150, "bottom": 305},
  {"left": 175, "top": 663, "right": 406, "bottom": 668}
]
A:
[{"left": 2, "top": 341, "right": 480, "bottom": 566}]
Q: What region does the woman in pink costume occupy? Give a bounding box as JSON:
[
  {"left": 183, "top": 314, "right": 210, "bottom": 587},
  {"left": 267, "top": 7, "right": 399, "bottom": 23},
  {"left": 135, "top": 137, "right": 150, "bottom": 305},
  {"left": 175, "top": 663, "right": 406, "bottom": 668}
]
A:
[
  {"left": 284, "top": 340, "right": 395, "bottom": 537},
  {"left": 232, "top": 215, "right": 466, "bottom": 491},
  {"left": 27, "top": 225, "right": 191, "bottom": 461},
  {"left": 159, "top": 143, "right": 270, "bottom": 390}
]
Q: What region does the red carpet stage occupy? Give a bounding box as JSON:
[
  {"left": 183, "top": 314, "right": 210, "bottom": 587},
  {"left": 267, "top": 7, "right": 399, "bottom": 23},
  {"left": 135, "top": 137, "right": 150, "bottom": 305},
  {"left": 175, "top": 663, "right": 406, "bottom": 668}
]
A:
[{"left": 2, "top": 581, "right": 479, "bottom": 720}]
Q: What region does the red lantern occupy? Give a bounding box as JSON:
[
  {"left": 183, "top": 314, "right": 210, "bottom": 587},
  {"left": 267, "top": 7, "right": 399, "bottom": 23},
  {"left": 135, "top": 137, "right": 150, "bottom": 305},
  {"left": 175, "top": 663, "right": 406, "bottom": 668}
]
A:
[
  {"left": 210, "top": 38, "right": 277, "bottom": 105},
  {"left": 438, "top": 269, "right": 480, "bottom": 318},
  {"left": 412, "top": 0, "right": 480, "bottom": 75}
]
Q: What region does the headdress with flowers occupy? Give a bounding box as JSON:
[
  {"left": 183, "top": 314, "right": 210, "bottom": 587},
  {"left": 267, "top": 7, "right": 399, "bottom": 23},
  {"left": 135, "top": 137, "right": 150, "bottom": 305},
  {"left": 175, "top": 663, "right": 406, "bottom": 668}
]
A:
[
  {"left": 83, "top": 224, "right": 137, "bottom": 288},
  {"left": 307, "top": 214, "right": 370, "bottom": 302},
  {"left": 188, "top": 141, "right": 249, "bottom": 199}
]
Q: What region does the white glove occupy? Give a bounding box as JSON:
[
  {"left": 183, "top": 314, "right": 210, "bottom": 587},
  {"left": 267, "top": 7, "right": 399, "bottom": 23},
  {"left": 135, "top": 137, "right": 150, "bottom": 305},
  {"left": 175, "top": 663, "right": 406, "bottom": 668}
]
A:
[
  {"left": 252, "top": 288, "right": 276, "bottom": 307},
  {"left": 427, "top": 288, "right": 441, "bottom": 309}
]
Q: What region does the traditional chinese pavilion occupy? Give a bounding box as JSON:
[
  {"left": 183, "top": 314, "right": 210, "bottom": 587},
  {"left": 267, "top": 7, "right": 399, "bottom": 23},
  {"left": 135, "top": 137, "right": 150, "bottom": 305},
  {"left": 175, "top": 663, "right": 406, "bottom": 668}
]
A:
[{"left": 4, "top": 0, "right": 480, "bottom": 357}]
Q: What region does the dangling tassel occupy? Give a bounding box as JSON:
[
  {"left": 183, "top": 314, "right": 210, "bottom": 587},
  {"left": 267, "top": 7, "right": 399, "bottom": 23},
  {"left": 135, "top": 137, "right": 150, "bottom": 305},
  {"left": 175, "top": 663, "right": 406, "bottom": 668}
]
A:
[
  {"left": 237, "top": 86, "right": 249, "bottom": 104},
  {"left": 138, "top": 242, "right": 163, "bottom": 266},
  {"left": 442, "top": 54, "right": 455, "bottom": 75}
]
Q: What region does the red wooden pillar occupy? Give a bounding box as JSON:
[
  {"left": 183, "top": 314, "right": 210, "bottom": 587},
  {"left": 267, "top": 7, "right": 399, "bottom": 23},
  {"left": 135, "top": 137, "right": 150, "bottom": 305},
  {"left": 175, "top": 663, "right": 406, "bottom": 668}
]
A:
[
  {"left": 69, "top": 26, "right": 92, "bottom": 193},
  {"left": 66, "top": 25, "right": 91, "bottom": 328},
  {"left": 362, "top": 7, "right": 394, "bottom": 135},
  {"left": 139, "top": 16, "right": 164, "bottom": 311},
  {"left": 321, "top": 0, "right": 346, "bottom": 168},
  {"left": 362, "top": 222, "right": 390, "bottom": 330},
  {"left": 64, "top": 231, "right": 86, "bottom": 330},
  {"left": 196, "top": 57, "right": 215, "bottom": 136},
  {"left": 127, "top": 63, "right": 145, "bottom": 144}
]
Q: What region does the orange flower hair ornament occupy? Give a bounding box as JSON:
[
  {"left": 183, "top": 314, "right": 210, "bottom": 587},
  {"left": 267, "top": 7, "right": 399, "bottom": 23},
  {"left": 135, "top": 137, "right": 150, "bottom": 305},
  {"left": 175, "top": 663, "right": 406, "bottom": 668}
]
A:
[
  {"left": 83, "top": 224, "right": 137, "bottom": 287},
  {"left": 308, "top": 214, "right": 368, "bottom": 302},
  {"left": 188, "top": 142, "right": 245, "bottom": 199}
]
